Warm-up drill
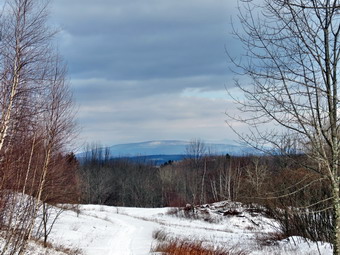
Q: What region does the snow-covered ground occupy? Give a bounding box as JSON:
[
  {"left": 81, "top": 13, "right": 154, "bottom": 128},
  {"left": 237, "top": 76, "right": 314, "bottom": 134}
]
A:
[{"left": 18, "top": 201, "right": 333, "bottom": 254}]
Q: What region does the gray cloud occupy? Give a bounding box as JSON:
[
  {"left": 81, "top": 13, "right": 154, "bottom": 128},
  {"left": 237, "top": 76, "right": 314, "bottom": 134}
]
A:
[
  {"left": 52, "top": 0, "right": 237, "bottom": 79},
  {"left": 71, "top": 74, "right": 232, "bottom": 103},
  {"left": 50, "top": 0, "right": 241, "bottom": 146},
  {"left": 76, "top": 93, "right": 238, "bottom": 145}
]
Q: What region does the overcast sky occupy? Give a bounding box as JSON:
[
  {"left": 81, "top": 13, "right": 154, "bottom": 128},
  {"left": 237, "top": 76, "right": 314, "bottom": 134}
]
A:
[{"left": 49, "top": 0, "right": 243, "bottom": 147}]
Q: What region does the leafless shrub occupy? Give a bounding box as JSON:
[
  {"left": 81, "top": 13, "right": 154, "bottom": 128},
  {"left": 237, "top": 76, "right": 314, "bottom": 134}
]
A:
[
  {"left": 222, "top": 209, "right": 241, "bottom": 217},
  {"left": 268, "top": 207, "right": 333, "bottom": 244},
  {"left": 166, "top": 206, "right": 222, "bottom": 224},
  {"left": 166, "top": 206, "right": 198, "bottom": 219},
  {"left": 255, "top": 231, "right": 287, "bottom": 246},
  {"left": 152, "top": 229, "right": 170, "bottom": 242}
]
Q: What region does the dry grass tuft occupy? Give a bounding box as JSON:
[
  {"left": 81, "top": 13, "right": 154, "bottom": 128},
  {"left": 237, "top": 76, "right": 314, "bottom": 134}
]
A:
[
  {"left": 152, "top": 229, "right": 170, "bottom": 242},
  {"left": 31, "top": 238, "right": 83, "bottom": 255},
  {"left": 151, "top": 230, "right": 248, "bottom": 255},
  {"left": 152, "top": 240, "right": 248, "bottom": 255}
]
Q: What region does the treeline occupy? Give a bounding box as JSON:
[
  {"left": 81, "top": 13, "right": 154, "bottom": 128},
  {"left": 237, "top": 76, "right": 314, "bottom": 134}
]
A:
[
  {"left": 79, "top": 146, "right": 162, "bottom": 207},
  {"left": 78, "top": 143, "right": 333, "bottom": 243},
  {"left": 78, "top": 145, "right": 330, "bottom": 209}
]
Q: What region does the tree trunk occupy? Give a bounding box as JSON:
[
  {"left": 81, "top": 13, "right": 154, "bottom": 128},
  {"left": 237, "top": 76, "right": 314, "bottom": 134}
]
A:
[{"left": 333, "top": 183, "right": 340, "bottom": 255}]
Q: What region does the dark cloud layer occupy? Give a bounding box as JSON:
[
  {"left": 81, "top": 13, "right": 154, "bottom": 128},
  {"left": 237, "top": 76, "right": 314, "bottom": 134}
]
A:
[{"left": 50, "top": 0, "right": 241, "bottom": 146}]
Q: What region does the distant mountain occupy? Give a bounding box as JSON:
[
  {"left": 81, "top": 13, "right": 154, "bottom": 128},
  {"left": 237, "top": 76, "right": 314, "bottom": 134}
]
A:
[
  {"left": 107, "top": 140, "right": 189, "bottom": 156},
  {"left": 77, "top": 140, "right": 257, "bottom": 161}
]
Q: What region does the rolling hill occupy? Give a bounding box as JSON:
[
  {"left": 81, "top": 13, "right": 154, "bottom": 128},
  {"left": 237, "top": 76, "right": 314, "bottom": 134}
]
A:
[{"left": 77, "top": 140, "right": 258, "bottom": 165}]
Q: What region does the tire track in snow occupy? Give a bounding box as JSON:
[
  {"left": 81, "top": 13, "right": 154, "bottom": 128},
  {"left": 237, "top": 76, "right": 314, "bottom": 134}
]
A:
[
  {"left": 107, "top": 216, "right": 136, "bottom": 255},
  {"left": 108, "top": 213, "right": 158, "bottom": 255},
  {"left": 79, "top": 210, "right": 158, "bottom": 255}
]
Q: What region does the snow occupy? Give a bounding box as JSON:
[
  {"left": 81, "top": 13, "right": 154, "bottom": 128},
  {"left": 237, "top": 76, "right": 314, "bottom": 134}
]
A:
[
  {"left": 48, "top": 205, "right": 163, "bottom": 255},
  {"left": 6, "top": 201, "right": 334, "bottom": 254}
]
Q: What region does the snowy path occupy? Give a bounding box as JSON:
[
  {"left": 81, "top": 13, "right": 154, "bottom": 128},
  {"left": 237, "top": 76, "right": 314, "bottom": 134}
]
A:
[
  {"left": 50, "top": 206, "right": 159, "bottom": 255},
  {"left": 104, "top": 213, "right": 157, "bottom": 255},
  {"left": 49, "top": 204, "right": 333, "bottom": 255}
]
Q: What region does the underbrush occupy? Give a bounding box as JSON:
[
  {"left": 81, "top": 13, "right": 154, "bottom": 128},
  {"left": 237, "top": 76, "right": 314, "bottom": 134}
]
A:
[
  {"left": 166, "top": 201, "right": 270, "bottom": 224},
  {"left": 166, "top": 205, "right": 222, "bottom": 223},
  {"left": 266, "top": 207, "right": 333, "bottom": 244},
  {"left": 30, "top": 238, "right": 83, "bottom": 255},
  {"left": 162, "top": 201, "right": 333, "bottom": 254},
  {"left": 255, "top": 231, "right": 288, "bottom": 246},
  {"left": 0, "top": 234, "right": 83, "bottom": 255},
  {"left": 151, "top": 229, "right": 248, "bottom": 255}
]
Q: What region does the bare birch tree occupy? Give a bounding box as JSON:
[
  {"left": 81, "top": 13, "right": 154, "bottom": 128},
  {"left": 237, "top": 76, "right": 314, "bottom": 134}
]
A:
[
  {"left": 0, "top": 0, "right": 54, "bottom": 153},
  {"left": 228, "top": 0, "right": 340, "bottom": 253},
  {"left": 0, "top": 0, "right": 77, "bottom": 253}
]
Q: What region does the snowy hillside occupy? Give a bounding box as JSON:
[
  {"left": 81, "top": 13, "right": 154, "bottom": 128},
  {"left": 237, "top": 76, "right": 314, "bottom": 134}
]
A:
[{"left": 17, "top": 201, "right": 332, "bottom": 255}]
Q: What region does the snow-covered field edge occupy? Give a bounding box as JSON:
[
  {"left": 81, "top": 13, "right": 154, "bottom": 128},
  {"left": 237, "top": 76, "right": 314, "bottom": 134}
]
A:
[{"left": 2, "top": 200, "right": 333, "bottom": 255}]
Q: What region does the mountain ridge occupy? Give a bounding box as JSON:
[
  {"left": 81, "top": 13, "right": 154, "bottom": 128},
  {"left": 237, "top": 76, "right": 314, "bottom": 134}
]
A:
[{"left": 77, "top": 139, "right": 257, "bottom": 158}]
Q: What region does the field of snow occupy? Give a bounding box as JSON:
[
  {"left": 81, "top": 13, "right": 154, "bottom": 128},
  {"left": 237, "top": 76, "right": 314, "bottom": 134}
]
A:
[{"left": 19, "top": 201, "right": 333, "bottom": 255}]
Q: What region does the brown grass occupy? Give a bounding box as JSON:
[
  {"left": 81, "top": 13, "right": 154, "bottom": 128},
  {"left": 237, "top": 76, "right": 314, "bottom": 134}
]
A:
[
  {"left": 151, "top": 231, "right": 248, "bottom": 255},
  {"left": 152, "top": 240, "right": 248, "bottom": 255},
  {"left": 31, "top": 238, "right": 83, "bottom": 255}
]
